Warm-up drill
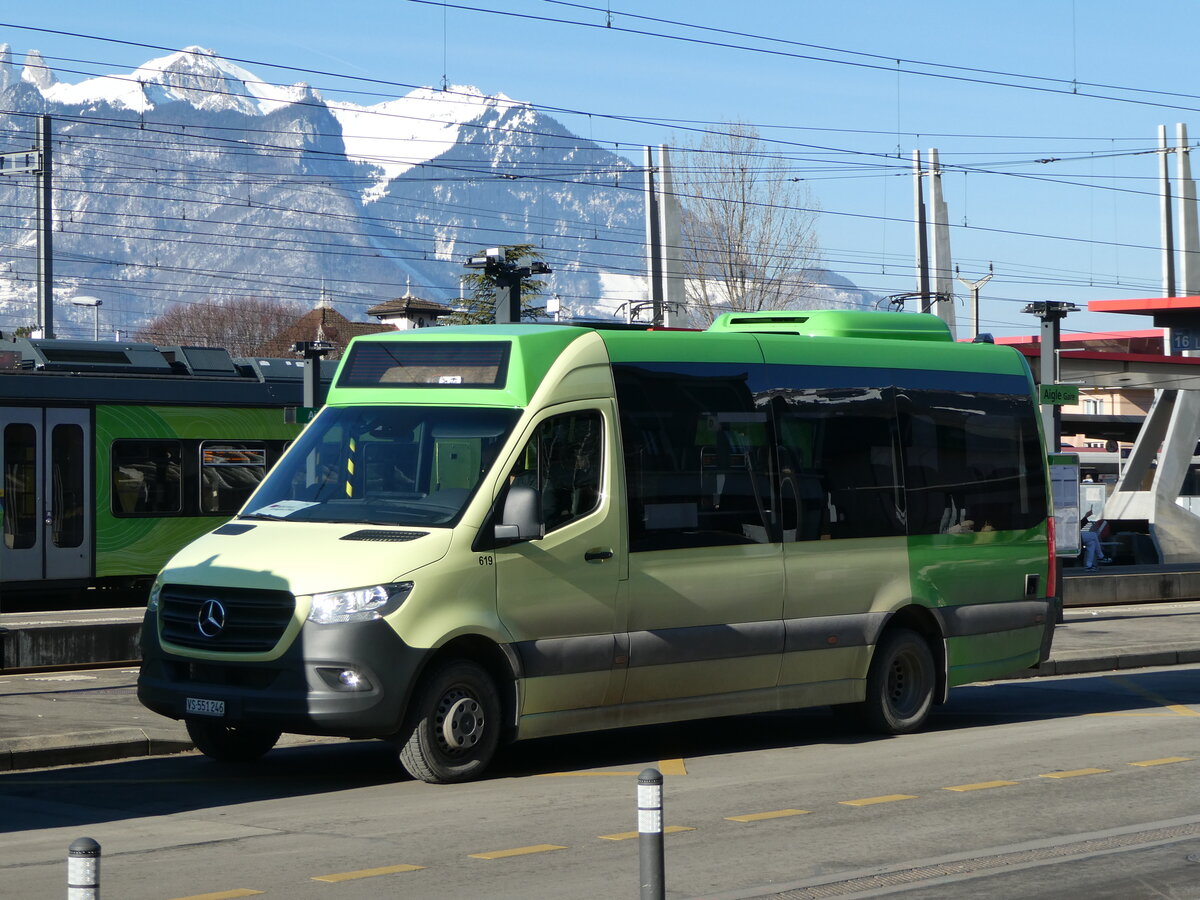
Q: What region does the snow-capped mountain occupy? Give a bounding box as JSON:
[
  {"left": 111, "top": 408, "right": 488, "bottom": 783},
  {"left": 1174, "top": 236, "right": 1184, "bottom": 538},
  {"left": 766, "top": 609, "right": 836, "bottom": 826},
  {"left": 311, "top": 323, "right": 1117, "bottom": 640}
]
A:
[{"left": 0, "top": 45, "right": 875, "bottom": 336}]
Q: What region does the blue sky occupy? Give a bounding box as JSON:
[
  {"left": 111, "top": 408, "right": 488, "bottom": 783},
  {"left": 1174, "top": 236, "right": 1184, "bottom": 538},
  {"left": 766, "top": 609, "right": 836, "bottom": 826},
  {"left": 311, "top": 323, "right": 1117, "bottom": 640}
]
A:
[{"left": 3, "top": 0, "right": 1199, "bottom": 336}]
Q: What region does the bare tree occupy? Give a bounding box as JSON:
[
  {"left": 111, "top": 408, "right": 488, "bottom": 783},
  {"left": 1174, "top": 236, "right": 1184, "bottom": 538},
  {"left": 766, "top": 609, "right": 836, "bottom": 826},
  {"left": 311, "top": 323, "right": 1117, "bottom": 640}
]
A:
[
  {"left": 135, "top": 296, "right": 304, "bottom": 357},
  {"left": 674, "top": 124, "right": 823, "bottom": 326}
]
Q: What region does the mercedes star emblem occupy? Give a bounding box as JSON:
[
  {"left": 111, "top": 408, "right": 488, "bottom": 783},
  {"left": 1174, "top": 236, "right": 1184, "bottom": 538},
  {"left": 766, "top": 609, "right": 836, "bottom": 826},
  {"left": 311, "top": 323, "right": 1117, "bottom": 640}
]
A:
[{"left": 197, "top": 599, "right": 227, "bottom": 638}]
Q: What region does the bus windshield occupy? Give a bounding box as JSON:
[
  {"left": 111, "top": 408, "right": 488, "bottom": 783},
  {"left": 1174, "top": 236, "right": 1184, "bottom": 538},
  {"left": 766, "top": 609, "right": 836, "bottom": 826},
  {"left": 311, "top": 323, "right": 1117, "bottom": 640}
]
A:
[{"left": 242, "top": 405, "right": 521, "bottom": 526}]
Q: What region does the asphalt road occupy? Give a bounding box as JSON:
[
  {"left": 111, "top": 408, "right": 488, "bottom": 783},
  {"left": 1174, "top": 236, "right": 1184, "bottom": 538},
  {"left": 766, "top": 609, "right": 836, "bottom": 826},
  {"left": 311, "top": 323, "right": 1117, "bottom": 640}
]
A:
[{"left": 4, "top": 663, "right": 1200, "bottom": 899}]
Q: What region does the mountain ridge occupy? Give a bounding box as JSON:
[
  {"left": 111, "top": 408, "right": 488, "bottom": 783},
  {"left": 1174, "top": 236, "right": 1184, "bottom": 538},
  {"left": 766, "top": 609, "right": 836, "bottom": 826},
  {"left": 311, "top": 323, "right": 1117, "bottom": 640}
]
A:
[{"left": 0, "top": 44, "right": 876, "bottom": 338}]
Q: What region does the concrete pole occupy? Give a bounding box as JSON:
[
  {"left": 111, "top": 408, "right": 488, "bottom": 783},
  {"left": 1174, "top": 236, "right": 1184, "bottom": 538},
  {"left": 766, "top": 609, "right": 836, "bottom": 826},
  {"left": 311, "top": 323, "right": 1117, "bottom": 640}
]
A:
[
  {"left": 1176, "top": 123, "right": 1199, "bottom": 296},
  {"left": 36, "top": 114, "right": 54, "bottom": 339},
  {"left": 928, "top": 148, "right": 957, "bottom": 339},
  {"left": 644, "top": 146, "right": 664, "bottom": 325},
  {"left": 1160, "top": 125, "right": 1176, "bottom": 303},
  {"left": 912, "top": 150, "right": 931, "bottom": 312},
  {"left": 657, "top": 144, "right": 683, "bottom": 327}
]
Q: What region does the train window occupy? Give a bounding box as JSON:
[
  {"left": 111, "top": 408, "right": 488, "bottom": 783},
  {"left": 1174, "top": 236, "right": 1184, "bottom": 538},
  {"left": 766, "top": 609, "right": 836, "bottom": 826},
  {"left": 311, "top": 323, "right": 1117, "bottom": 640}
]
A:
[
  {"left": 51, "top": 424, "right": 85, "bottom": 548},
  {"left": 112, "top": 440, "right": 182, "bottom": 516},
  {"left": 200, "top": 442, "right": 268, "bottom": 515},
  {"left": 3, "top": 423, "right": 37, "bottom": 549}
]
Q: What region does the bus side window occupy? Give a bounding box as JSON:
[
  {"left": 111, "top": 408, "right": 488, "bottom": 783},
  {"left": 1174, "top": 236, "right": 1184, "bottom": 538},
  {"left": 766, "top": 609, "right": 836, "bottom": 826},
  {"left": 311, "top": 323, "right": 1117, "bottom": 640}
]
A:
[{"left": 774, "top": 387, "right": 904, "bottom": 542}]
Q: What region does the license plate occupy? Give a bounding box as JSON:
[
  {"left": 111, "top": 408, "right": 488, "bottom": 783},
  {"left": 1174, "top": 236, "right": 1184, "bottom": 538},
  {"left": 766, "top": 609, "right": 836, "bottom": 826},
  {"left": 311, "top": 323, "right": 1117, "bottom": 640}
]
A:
[{"left": 186, "top": 697, "right": 225, "bottom": 717}]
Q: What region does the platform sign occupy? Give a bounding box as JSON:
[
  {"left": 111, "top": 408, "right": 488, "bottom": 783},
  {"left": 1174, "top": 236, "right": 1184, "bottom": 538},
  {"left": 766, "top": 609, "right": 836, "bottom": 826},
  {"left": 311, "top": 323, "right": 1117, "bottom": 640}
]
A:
[
  {"left": 1040, "top": 384, "right": 1079, "bottom": 406},
  {"left": 1170, "top": 328, "right": 1200, "bottom": 353},
  {"left": 1049, "top": 452, "right": 1081, "bottom": 557},
  {"left": 284, "top": 406, "right": 319, "bottom": 424}
]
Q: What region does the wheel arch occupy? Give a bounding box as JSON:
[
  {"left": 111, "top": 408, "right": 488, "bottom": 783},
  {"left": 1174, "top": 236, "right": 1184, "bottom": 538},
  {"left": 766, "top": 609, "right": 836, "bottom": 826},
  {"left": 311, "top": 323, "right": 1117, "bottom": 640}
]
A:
[
  {"left": 881, "top": 604, "right": 949, "bottom": 705},
  {"left": 413, "top": 634, "right": 521, "bottom": 738}
]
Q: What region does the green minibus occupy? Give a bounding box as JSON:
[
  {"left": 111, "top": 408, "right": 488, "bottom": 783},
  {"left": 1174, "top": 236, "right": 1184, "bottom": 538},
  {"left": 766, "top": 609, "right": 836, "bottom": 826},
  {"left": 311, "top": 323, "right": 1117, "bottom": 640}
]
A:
[{"left": 138, "top": 310, "right": 1057, "bottom": 783}]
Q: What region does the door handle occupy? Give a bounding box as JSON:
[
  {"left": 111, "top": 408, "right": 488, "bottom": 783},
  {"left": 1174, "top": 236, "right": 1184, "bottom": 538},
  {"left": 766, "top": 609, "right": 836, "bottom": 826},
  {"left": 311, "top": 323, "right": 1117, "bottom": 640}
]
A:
[{"left": 584, "top": 548, "right": 614, "bottom": 562}]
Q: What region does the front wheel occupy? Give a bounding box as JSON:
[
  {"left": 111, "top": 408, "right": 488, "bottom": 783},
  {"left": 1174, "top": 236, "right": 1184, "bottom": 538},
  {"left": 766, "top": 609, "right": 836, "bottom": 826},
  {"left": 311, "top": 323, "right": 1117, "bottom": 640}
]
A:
[
  {"left": 397, "top": 659, "right": 501, "bottom": 784},
  {"left": 855, "top": 628, "right": 936, "bottom": 735},
  {"left": 186, "top": 719, "right": 280, "bottom": 762}
]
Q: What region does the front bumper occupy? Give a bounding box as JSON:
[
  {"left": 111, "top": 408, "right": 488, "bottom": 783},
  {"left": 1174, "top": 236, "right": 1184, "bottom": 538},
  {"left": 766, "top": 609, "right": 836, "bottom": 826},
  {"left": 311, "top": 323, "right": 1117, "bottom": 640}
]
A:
[{"left": 137, "top": 612, "right": 428, "bottom": 739}]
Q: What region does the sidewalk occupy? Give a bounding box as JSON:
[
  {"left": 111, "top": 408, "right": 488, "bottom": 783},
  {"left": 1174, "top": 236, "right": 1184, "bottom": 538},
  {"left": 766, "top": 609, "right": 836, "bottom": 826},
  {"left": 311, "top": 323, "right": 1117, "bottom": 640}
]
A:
[{"left": 4, "top": 601, "right": 1200, "bottom": 772}]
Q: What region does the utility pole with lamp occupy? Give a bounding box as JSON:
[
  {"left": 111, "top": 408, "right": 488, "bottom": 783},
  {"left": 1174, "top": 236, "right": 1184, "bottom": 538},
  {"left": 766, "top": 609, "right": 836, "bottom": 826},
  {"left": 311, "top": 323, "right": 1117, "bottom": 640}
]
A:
[
  {"left": 70, "top": 296, "right": 103, "bottom": 340},
  {"left": 0, "top": 115, "right": 54, "bottom": 338},
  {"left": 291, "top": 340, "right": 334, "bottom": 421},
  {"left": 463, "top": 248, "right": 552, "bottom": 323},
  {"left": 1022, "top": 300, "right": 1078, "bottom": 452}
]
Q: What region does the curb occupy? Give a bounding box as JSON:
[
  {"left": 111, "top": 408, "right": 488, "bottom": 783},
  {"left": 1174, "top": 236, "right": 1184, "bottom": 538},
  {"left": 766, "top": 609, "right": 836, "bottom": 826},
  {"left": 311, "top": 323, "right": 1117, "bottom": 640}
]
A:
[{"left": 0, "top": 728, "right": 193, "bottom": 772}]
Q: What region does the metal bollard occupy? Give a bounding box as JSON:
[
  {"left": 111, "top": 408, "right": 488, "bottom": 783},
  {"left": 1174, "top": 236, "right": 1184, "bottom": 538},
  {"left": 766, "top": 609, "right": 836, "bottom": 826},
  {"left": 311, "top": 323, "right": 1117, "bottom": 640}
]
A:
[
  {"left": 67, "top": 837, "right": 101, "bottom": 899},
  {"left": 638, "top": 767, "right": 665, "bottom": 900}
]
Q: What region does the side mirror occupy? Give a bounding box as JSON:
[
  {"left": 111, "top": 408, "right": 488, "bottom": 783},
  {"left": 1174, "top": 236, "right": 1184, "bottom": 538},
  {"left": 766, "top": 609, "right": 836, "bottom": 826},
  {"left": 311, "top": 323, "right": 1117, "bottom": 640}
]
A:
[{"left": 494, "top": 484, "right": 544, "bottom": 545}]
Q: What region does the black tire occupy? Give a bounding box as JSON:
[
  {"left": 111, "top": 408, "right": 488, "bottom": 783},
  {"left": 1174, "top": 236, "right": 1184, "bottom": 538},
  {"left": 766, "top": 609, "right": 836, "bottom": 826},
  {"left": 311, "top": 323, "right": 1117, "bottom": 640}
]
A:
[
  {"left": 186, "top": 719, "right": 280, "bottom": 762},
  {"left": 857, "top": 628, "right": 936, "bottom": 735},
  {"left": 398, "top": 659, "right": 501, "bottom": 784}
]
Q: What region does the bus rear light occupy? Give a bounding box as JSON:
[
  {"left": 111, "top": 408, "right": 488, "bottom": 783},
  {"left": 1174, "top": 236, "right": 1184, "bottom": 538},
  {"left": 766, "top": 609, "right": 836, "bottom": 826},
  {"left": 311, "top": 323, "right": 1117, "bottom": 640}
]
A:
[{"left": 1047, "top": 516, "right": 1057, "bottom": 594}]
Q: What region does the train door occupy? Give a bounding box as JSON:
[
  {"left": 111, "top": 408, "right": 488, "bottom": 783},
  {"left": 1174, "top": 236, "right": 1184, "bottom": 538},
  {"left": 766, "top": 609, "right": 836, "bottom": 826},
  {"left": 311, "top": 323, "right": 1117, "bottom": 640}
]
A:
[{"left": 0, "top": 408, "right": 92, "bottom": 587}]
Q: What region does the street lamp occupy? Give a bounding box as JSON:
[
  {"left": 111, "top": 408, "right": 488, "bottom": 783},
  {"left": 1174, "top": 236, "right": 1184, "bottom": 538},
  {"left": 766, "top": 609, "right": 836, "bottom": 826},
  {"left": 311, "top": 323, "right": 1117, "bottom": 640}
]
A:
[{"left": 70, "top": 296, "right": 103, "bottom": 340}]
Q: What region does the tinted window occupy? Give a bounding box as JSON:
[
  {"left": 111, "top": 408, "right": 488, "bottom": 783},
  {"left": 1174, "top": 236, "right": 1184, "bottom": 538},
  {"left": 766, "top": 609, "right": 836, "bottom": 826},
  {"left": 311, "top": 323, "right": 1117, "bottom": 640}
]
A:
[
  {"left": 772, "top": 386, "right": 905, "bottom": 541},
  {"left": 112, "top": 440, "right": 182, "bottom": 516},
  {"left": 51, "top": 424, "right": 85, "bottom": 548},
  {"left": 615, "top": 363, "right": 774, "bottom": 551},
  {"left": 4, "top": 423, "right": 37, "bottom": 549},
  {"left": 338, "top": 341, "right": 511, "bottom": 388},
  {"left": 509, "top": 410, "right": 602, "bottom": 533},
  {"left": 900, "top": 390, "right": 1046, "bottom": 534},
  {"left": 200, "top": 442, "right": 268, "bottom": 515}
]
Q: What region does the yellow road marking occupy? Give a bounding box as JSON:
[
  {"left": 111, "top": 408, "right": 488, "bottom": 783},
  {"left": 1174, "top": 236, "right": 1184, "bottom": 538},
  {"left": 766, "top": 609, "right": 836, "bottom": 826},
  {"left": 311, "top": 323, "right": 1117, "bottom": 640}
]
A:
[
  {"left": 469, "top": 844, "right": 567, "bottom": 860},
  {"left": 1040, "top": 768, "right": 1110, "bottom": 779},
  {"left": 726, "top": 809, "right": 811, "bottom": 823},
  {"left": 1130, "top": 756, "right": 1193, "bottom": 767},
  {"left": 168, "top": 891, "right": 264, "bottom": 900},
  {"left": 539, "top": 758, "right": 688, "bottom": 778},
  {"left": 657, "top": 758, "right": 688, "bottom": 776},
  {"left": 312, "top": 864, "right": 425, "bottom": 882},
  {"left": 1106, "top": 676, "right": 1200, "bottom": 717},
  {"left": 943, "top": 780, "right": 1019, "bottom": 792},
  {"left": 839, "top": 794, "right": 917, "bottom": 807},
  {"left": 599, "top": 826, "right": 696, "bottom": 841}
]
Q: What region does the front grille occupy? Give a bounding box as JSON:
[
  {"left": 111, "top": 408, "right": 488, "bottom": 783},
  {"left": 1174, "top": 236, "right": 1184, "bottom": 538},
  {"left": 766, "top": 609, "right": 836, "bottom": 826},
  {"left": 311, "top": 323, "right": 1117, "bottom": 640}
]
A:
[{"left": 160, "top": 584, "right": 296, "bottom": 652}]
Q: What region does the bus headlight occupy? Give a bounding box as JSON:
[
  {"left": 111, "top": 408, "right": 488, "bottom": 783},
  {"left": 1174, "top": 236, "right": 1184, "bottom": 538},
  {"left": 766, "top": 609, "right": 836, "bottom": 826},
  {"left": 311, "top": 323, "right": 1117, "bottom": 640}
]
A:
[
  {"left": 147, "top": 579, "right": 163, "bottom": 613},
  {"left": 307, "top": 582, "right": 413, "bottom": 624}
]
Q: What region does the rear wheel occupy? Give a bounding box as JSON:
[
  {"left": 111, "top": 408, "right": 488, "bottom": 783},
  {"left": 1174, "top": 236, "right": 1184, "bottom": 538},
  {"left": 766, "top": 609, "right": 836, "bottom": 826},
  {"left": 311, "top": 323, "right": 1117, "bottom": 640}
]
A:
[
  {"left": 186, "top": 720, "right": 280, "bottom": 762},
  {"left": 859, "top": 628, "right": 936, "bottom": 734},
  {"left": 398, "top": 659, "right": 501, "bottom": 784}
]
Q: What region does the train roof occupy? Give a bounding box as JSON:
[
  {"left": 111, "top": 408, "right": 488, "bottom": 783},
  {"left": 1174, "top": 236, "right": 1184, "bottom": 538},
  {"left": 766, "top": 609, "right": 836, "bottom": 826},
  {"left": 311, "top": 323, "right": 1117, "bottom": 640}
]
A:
[{"left": 0, "top": 337, "right": 330, "bottom": 407}]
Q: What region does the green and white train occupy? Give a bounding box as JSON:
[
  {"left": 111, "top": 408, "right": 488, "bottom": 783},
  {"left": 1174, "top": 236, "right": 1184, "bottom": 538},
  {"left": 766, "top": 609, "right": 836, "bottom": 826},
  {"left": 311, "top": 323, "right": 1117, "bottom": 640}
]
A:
[{"left": 0, "top": 337, "right": 314, "bottom": 610}]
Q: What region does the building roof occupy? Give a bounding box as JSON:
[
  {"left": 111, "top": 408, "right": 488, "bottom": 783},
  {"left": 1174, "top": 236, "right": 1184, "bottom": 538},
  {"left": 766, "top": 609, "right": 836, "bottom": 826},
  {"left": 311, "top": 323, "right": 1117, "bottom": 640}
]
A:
[
  {"left": 995, "top": 328, "right": 1165, "bottom": 355},
  {"left": 366, "top": 295, "right": 451, "bottom": 318},
  {"left": 258, "top": 306, "right": 394, "bottom": 358},
  {"left": 1089, "top": 296, "right": 1200, "bottom": 326}
]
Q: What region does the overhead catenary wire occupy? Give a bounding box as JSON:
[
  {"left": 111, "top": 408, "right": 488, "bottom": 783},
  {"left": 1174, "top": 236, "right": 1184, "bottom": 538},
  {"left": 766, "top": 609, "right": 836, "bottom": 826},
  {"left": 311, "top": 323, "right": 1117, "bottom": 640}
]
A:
[{"left": 0, "top": 26, "right": 1183, "bottom": 337}]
